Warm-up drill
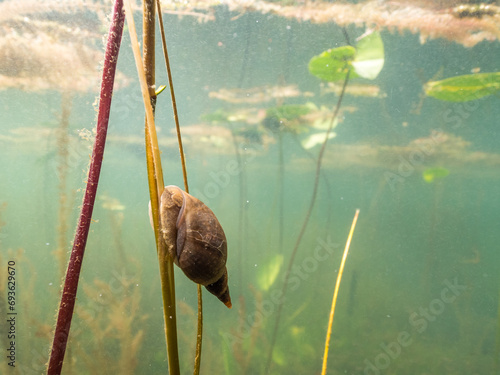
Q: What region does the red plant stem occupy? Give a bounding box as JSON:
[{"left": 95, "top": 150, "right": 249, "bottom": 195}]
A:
[{"left": 47, "top": 1, "right": 125, "bottom": 374}]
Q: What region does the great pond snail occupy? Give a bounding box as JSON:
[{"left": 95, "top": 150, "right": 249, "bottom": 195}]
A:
[{"left": 158, "top": 185, "right": 231, "bottom": 308}]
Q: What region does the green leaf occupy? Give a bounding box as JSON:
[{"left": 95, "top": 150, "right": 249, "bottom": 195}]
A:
[
  {"left": 425, "top": 72, "right": 500, "bottom": 102},
  {"left": 308, "top": 32, "right": 384, "bottom": 82},
  {"left": 308, "top": 46, "right": 358, "bottom": 82},
  {"left": 352, "top": 31, "right": 385, "bottom": 80},
  {"left": 422, "top": 167, "right": 450, "bottom": 183},
  {"left": 256, "top": 254, "right": 284, "bottom": 292}
]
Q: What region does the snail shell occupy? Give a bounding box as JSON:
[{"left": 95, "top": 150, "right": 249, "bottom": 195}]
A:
[{"left": 159, "top": 185, "right": 231, "bottom": 308}]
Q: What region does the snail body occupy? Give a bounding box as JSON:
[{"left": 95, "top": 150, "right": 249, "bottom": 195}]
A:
[{"left": 159, "top": 185, "right": 231, "bottom": 308}]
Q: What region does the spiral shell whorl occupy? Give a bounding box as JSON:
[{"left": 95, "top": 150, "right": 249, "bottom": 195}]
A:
[{"left": 160, "top": 185, "right": 231, "bottom": 308}]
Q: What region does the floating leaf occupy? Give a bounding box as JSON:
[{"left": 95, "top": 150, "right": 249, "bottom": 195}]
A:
[
  {"left": 256, "top": 254, "right": 284, "bottom": 292},
  {"left": 352, "top": 31, "right": 385, "bottom": 80},
  {"left": 423, "top": 167, "right": 450, "bottom": 183},
  {"left": 309, "top": 32, "right": 384, "bottom": 82},
  {"left": 308, "top": 46, "right": 358, "bottom": 82},
  {"left": 425, "top": 72, "right": 500, "bottom": 102}
]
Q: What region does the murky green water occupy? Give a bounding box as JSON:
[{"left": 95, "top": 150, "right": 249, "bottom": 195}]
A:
[{"left": 1, "top": 1, "right": 499, "bottom": 374}]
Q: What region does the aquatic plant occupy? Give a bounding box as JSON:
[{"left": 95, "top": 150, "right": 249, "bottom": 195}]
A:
[
  {"left": 321, "top": 209, "right": 360, "bottom": 375},
  {"left": 122, "top": 1, "right": 182, "bottom": 372},
  {"left": 1, "top": 0, "right": 497, "bottom": 373},
  {"left": 76, "top": 274, "right": 145, "bottom": 374},
  {"left": 265, "top": 29, "right": 385, "bottom": 373},
  {"left": 309, "top": 30, "right": 385, "bottom": 82},
  {"left": 265, "top": 52, "right": 351, "bottom": 375},
  {"left": 423, "top": 167, "right": 450, "bottom": 183},
  {"left": 0, "top": 0, "right": 128, "bottom": 302},
  {"left": 309, "top": 46, "right": 357, "bottom": 82},
  {"left": 47, "top": 1, "right": 125, "bottom": 372},
  {"left": 425, "top": 71, "right": 500, "bottom": 101},
  {"left": 127, "top": 1, "right": 236, "bottom": 373}
]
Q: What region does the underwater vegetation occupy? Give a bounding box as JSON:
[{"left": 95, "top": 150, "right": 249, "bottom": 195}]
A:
[
  {"left": 425, "top": 71, "right": 500, "bottom": 101},
  {"left": 1, "top": 0, "right": 499, "bottom": 374}
]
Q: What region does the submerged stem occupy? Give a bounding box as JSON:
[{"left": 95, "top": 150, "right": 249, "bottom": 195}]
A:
[
  {"left": 124, "top": 0, "right": 180, "bottom": 373},
  {"left": 47, "top": 1, "right": 125, "bottom": 373},
  {"left": 265, "top": 69, "right": 351, "bottom": 374},
  {"left": 193, "top": 284, "right": 203, "bottom": 375},
  {"left": 156, "top": 0, "right": 189, "bottom": 192},
  {"left": 156, "top": 1, "right": 200, "bottom": 372},
  {"left": 321, "top": 209, "right": 360, "bottom": 375}
]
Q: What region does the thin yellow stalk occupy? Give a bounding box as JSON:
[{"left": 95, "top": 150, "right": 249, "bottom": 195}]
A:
[
  {"left": 156, "top": 0, "right": 189, "bottom": 192},
  {"left": 123, "top": 1, "right": 180, "bottom": 374},
  {"left": 321, "top": 209, "right": 360, "bottom": 375},
  {"left": 156, "top": 3, "right": 203, "bottom": 374},
  {"left": 265, "top": 69, "right": 351, "bottom": 374},
  {"left": 193, "top": 284, "right": 203, "bottom": 375},
  {"left": 124, "top": 0, "right": 163, "bottom": 193}
]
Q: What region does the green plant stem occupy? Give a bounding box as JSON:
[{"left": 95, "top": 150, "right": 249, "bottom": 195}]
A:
[
  {"left": 46, "top": 1, "right": 125, "bottom": 373},
  {"left": 156, "top": 0, "right": 189, "bottom": 193},
  {"left": 265, "top": 69, "right": 351, "bottom": 374},
  {"left": 123, "top": 0, "right": 180, "bottom": 373},
  {"left": 156, "top": 3, "right": 202, "bottom": 373}
]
